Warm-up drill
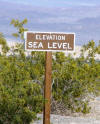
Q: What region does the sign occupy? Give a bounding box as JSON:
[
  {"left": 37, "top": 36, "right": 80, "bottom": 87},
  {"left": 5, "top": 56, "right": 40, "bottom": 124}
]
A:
[
  {"left": 24, "top": 32, "right": 75, "bottom": 51},
  {"left": 24, "top": 31, "right": 75, "bottom": 124}
]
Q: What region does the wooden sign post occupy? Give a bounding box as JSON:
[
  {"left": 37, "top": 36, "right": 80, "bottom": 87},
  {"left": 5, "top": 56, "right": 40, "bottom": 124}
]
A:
[
  {"left": 43, "top": 52, "right": 52, "bottom": 124},
  {"left": 24, "top": 31, "right": 75, "bottom": 124}
]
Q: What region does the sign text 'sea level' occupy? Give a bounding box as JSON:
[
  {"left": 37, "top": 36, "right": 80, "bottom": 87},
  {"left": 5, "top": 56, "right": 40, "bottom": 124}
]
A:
[{"left": 24, "top": 32, "right": 75, "bottom": 51}]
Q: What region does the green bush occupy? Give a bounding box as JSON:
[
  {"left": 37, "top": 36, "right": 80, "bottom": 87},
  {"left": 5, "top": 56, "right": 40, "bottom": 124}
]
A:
[
  {"left": 52, "top": 41, "right": 100, "bottom": 113},
  {"left": 0, "top": 35, "right": 44, "bottom": 124}
]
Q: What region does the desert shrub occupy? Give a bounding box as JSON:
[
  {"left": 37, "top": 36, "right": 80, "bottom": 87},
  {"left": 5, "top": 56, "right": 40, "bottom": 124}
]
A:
[
  {"left": 52, "top": 41, "right": 100, "bottom": 114},
  {"left": 0, "top": 35, "right": 44, "bottom": 124},
  {"left": 0, "top": 33, "right": 9, "bottom": 55}
]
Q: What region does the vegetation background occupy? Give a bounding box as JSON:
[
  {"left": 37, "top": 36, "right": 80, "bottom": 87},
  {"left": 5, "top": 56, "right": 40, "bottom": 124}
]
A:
[{"left": 0, "top": 19, "right": 100, "bottom": 124}]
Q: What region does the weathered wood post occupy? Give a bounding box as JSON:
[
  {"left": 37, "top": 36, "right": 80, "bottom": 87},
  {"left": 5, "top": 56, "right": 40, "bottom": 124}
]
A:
[{"left": 43, "top": 52, "right": 52, "bottom": 124}]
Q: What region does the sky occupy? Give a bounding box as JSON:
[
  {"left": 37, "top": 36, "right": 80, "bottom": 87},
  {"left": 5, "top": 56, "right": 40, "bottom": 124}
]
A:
[
  {"left": 0, "top": 0, "right": 100, "bottom": 45},
  {"left": 2, "top": 0, "right": 100, "bottom": 7}
]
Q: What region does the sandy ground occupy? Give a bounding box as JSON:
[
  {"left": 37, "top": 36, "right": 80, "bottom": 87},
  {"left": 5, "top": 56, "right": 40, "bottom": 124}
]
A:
[{"left": 32, "top": 98, "right": 100, "bottom": 124}]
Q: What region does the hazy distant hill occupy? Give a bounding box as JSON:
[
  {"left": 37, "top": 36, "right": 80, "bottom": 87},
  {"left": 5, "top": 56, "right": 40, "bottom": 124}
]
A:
[{"left": 0, "top": 1, "right": 100, "bottom": 45}]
